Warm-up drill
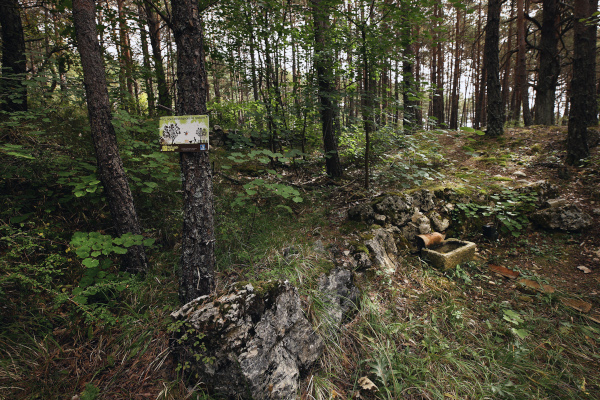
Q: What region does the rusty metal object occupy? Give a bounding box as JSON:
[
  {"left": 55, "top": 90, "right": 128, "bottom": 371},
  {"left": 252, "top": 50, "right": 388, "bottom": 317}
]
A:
[{"left": 416, "top": 232, "right": 445, "bottom": 250}]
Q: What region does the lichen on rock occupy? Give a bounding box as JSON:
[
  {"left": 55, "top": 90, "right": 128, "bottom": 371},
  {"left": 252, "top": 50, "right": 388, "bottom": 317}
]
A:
[{"left": 171, "top": 280, "right": 323, "bottom": 399}]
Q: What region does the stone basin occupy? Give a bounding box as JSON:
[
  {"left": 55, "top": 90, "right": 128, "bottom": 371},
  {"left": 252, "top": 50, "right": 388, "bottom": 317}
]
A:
[{"left": 421, "top": 238, "right": 476, "bottom": 270}]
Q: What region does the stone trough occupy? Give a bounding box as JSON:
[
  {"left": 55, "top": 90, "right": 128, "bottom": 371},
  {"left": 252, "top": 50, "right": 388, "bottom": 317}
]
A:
[{"left": 421, "top": 238, "right": 476, "bottom": 270}]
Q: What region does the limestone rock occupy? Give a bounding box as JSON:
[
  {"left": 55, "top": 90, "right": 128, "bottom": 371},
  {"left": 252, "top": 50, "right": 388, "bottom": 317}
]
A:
[
  {"left": 531, "top": 204, "right": 593, "bottom": 232},
  {"left": 348, "top": 203, "right": 375, "bottom": 223},
  {"left": 430, "top": 211, "right": 450, "bottom": 232},
  {"left": 374, "top": 195, "right": 413, "bottom": 226},
  {"left": 317, "top": 268, "right": 359, "bottom": 328},
  {"left": 354, "top": 252, "right": 372, "bottom": 270},
  {"left": 364, "top": 228, "right": 401, "bottom": 274},
  {"left": 416, "top": 216, "right": 432, "bottom": 235},
  {"left": 520, "top": 180, "right": 559, "bottom": 203},
  {"left": 171, "top": 281, "right": 323, "bottom": 400},
  {"left": 411, "top": 189, "right": 435, "bottom": 212}
]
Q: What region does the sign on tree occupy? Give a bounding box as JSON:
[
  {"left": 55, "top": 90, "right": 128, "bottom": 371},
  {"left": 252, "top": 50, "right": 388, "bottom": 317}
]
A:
[{"left": 159, "top": 115, "right": 209, "bottom": 152}]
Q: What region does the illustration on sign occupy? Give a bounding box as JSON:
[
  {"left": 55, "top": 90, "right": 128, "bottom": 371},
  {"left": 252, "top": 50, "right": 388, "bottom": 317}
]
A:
[{"left": 159, "top": 115, "right": 209, "bottom": 152}]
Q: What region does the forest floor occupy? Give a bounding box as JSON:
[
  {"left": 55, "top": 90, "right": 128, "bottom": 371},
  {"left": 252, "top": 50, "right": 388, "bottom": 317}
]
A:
[{"left": 2, "top": 121, "right": 600, "bottom": 400}]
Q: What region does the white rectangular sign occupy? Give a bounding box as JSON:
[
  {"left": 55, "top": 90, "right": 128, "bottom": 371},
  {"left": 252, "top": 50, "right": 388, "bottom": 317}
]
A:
[{"left": 159, "top": 115, "right": 209, "bottom": 152}]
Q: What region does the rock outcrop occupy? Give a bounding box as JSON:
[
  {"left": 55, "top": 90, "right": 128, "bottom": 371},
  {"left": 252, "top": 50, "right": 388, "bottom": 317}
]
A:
[
  {"left": 317, "top": 268, "right": 359, "bottom": 328},
  {"left": 171, "top": 281, "right": 323, "bottom": 400},
  {"left": 531, "top": 204, "right": 593, "bottom": 232}
]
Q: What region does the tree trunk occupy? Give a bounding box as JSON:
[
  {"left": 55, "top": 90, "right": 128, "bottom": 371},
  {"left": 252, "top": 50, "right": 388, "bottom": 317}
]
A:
[
  {"left": 72, "top": 0, "right": 148, "bottom": 274},
  {"left": 0, "top": 0, "right": 27, "bottom": 112},
  {"left": 502, "top": 0, "right": 515, "bottom": 121},
  {"left": 567, "top": 0, "right": 598, "bottom": 164},
  {"left": 515, "top": 0, "right": 532, "bottom": 125},
  {"left": 116, "top": 0, "right": 135, "bottom": 112},
  {"left": 144, "top": 2, "right": 171, "bottom": 113},
  {"left": 485, "top": 0, "right": 504, "bottom": 136},
  {"left": 171, "top": 0, "right": 215, "bottom": 303},
  {"left": 413, "top": 27, "right": 423, "bottom": 127},
  {"left": 361, "top": 25, "right": 374, "bottom": 189},
  {"left": 431, "top": 2, "right": 444, "bottom": 127},
  {"left": 449, "top": 7, "right": 462, "bottom": 130},
  {"left": 474, "top": 2, "right": 486, "bottom": 129},
  {"left": 137, "top": 2, "right": 155, "bottom": 115},
  {"left": 534, "top": 0, "right": 560, "bottom": 125},
  {"left": 312, "top": 0, "right": 342, "bottom": 178}
]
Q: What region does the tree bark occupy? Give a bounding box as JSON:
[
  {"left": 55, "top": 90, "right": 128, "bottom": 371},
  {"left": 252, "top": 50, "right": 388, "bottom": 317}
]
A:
[
  {"left": 72, "top": 0, "right": 148, "bottom": 274},
  {"left": 534, "top": 0, "right": 560, "bottom": 125},
  {"left": 514, "top": 0, "right": 532, "bottom": 125},
  {"left": 171, "top": 0, "right": 215, "bottom": 303},
  {"left": 137, "top": 2, "right": 155, "bottom": 115},
  {"left": 116, "top": 0, "right": 135, "bottom": 112},
  {"left": 360, "top": 24, "right": 374, "bottom": 189},
  {"left": 567, "top": 0, "right": 598, "bottom": 164},
  {"left": 144, "top": 2, "right": 171, "bottom": 112},
  {"left": 0, "top": 0, "right": 27, "bottom": 112},
  {"left": 312, "top": 0, "right": 342, "bottom": 178},
  {"left": 431, "top": 1, "right": 444, "bottom": 127},
  {"left": 485, "top": 0, "right": 504, "bottom": 136},
  {"left": 449, "top": 6, "right": 462, "bottom": 130}
]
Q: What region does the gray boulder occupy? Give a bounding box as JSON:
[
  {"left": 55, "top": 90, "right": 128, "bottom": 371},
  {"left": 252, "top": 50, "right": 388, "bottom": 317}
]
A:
[
  {"left": 317, "top": 268, "right": 359, "bottom": 329},
  {"left": 411, "top": 189, "right": 435, "bottom": 212},
  {"left": 171, "top": 281, "right": 323, "bottom": 400},
  {"left": 348, "top": 203, "right": 375, "bottom": 223},
  {"left": 374, "top": 195, "right": 413, "bottom": 226},
  {"left": 430, "top": 211, "right": 450, "bottom": 232},
  {"left": 531, "top": 204, "right": 593, "bottom": 232},
  {"left": 364, "top": 228, "right": 401, "bottom": 274}
]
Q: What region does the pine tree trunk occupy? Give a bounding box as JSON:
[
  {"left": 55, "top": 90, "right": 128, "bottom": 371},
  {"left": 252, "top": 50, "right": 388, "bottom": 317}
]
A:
[
  {"left": 534, "top": 0, "right": 560, "bottom": 125},
  {"left": 72, "top": 0, "right": 148, "bottom": 274},
  {"left": 567, "top": 0, "right": 598, "bottom": 164},
  {"left": 312, "top": 0, "right": 342, "bottom": 178},
  {"left": 474, "top": 2, "right": 485, "bottom": 129},
  {"left": 144, "top": 2, "right": 171, "bottom": 112},
  {"left": 117, "top": 0, "right": 135, "bottom": 112},
  {"left": 171, "top": 0, "right": 216, "bottom": 303},
  {"left": 485, "top": 0, "right": 504, "bottom": 136},
  {"left": 449, "top": 7, "right": 461, "bottom": 130},
  {"left": 516, "top": 0, "right": 532, "bottom": 125},
  {"left": 0, "top": 0, "right": 27, "bottom": 112},
  {"left": 361, "top": 25, "right": 374, "bottom": 189},
  {"left": 502, "top": 0, "right": 515, "bottom": 121},
  {"left": 137, "top": 2, "right": 155, "bottom": 115}
]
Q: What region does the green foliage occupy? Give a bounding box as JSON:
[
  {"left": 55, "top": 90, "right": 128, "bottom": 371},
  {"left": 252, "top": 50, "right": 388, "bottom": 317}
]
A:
[
  {"left": 455, "top": 188, "right": 538, "bottom": 237},
  {"left": 80, "top": 383, "right": 100, "bottom": 400},
  {"left": 68, "top": 232, "right": 154, "bottom": 317},
  {"left": 0, "top": 223, "right": 68, "bottom": 298},
  {"left": 223, "top": 149, "right": 305, "bottom": 210}
]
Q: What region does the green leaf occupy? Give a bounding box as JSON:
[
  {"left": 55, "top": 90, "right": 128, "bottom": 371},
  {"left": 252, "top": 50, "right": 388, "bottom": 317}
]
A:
[
  {"left": 292, "top": 197, "right": 303, "bottom": 203},
  {"left": 142, "top": 238, "right": 155, "bottom": 247},
  {"left": 76, "top": 246, "right": 91, "bottom": 258},
  {"left": 82, "top": 258, "right": 99, "bottom": 268},
  {"left": 511, "top": 328, "right": 530, "bottom": 339}
]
